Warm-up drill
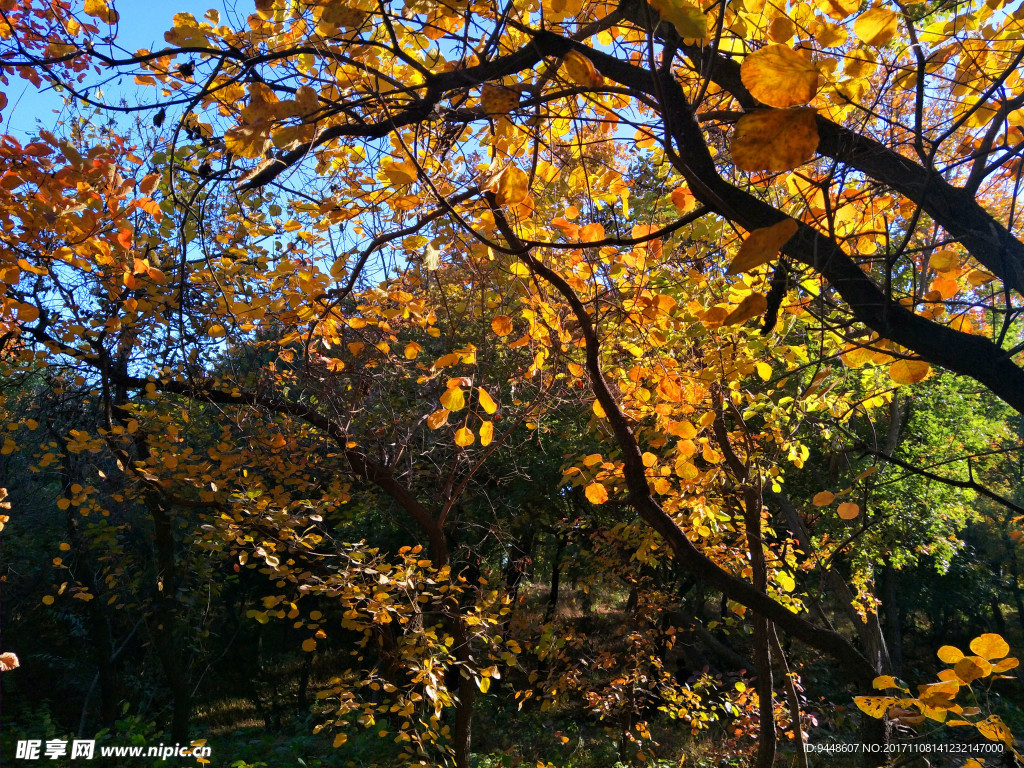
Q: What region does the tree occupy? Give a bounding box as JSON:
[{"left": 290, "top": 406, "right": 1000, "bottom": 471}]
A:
[{"left": 2, "top": 0, "right": 1024, "bottom": 765}]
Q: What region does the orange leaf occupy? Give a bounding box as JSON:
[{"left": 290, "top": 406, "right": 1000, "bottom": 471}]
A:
[
  {"left": 117, "top": 229, "right": 134, "bottom": 250},
  {"left": 671, "top": 187, "right": 696, "bottom": 213},
  {"left": 585, "top": 482, "right": 609, "bottom": 504},
  {"left": 491, "top": 315, "right": 514, "bottom": 336},
  {"left": 954, "top": 656, "right": 991, "bottom": 684},
  {"left": 816, "top": 0, "right": 859, "bottom": 20},
  {"left": 740, "top": 45, "right": 819, "bottom": 108},
  {"left": 731, "top": 108, "right": 819, "bottom": 173},
  {"left": 889, "top": 359, "right": 931, "bottom": 385},
  {"left": 139, "top": 173, "right": 161, "bottom": 195},
  {"left": 427, "top": 409, "right": 450, "bottom": 429},
  {"left": 812, "top": 491, "right": 835, "bottom": 506},
  {"left": 454, "top": 426, "right": 475, "bottom": 447},
  {"left": 723, "top": 293, "right": 768, "bottom": 326},
  {"left": 937, "top": 645, "right": 965, "bottom": 664},
  {"left": 727, "top": 219, "right": 799, "bottom": 275},
  {"left": 992, "top": 657, "right": 1019, "bottom": 672},
  {"left": 837, "top": 502, "right": 860, "bottom": 520}
]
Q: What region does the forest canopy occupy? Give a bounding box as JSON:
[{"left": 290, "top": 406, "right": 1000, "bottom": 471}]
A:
[{"left": 1, "top": 0, "right": 1024, "bottom": 766}]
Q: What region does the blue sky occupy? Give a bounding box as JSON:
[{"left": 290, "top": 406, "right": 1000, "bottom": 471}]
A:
[{"left": 5, "top": 0, "right": 219, "bottom": 138}]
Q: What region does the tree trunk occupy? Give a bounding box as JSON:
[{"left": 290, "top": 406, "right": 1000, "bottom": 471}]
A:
[
  {"left": 544, "top": 534, "right": 566, "bottom": 623},
  {"left": 146, "top": 491, "right": 190, "bottom": 742},
  {"left": 881, "top": 563, "right": 902, "bottom": 677},
  {"left": 743, "top": 487, "right": 775, "bottom": 768}
]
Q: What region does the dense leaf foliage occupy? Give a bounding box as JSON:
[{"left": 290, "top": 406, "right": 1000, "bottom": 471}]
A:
[{"left": 1, "top": 0, "right": 1024, "bottom": 765}]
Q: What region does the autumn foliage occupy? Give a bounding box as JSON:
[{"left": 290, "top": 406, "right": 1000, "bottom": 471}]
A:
[{"left": 1, "top": 0, "right": 1024, "bottom": 765}]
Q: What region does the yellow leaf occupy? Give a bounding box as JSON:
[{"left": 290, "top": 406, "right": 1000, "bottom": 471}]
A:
[
  {"left": 477, "top": 388, "right": 498, "bottom": 414},
  {"left": 812, "top": 491, "right": 835, "bottom": 506},
  {"left": 854, "top": 7, "right": 899, "bottom": 46},
  {"left": 440, "top": 387, "right": 466, "bottom": 411},
  {"left": 930, "top": 250, "right": 959, "bottom": 272},
  {"left": 768, "top": 17, "right": 796, "bottom": 43},
  {"left": 488, "top": 165, "right": 530, "bottom": 206},
  {"left": 332, "top": 733, "right": 348, "bottom": 748},
  {"left": 479, "top": 420, "right": 494, "bottom": 446},
  {"left": 383, "top": 160, "right": 418, "bottom": 186},
  {"left": 479, "top": 676, "right": 491, "bottom": 693},
  {"left": 585, "top": 482, "right": 609, "bottom": 504},
  {"left": 740, "top": 45, "right": 819, "bottom": 108},
  {"left": 837, "top": 502, "right": 860, "bottom": 520},
  {"left": 455, "top": 426, "right": 475, "bottom": 447},
  {"left": 853, "top": 695, "right": 894, "bottom": 718},
  {"left": 321, "top": 4, "right": 365, "bottom": 26},
  {"left": 481, "top": 84, "right": 520, "bottom": 115},
  {"left": 755, "top": 362, "right": 772, "bottom": 381},
  {"left": 872, "top": 675, "right": 899, "bottom": 690},
  {"left": 593, "top": 400, "right": 606, "bottom": 418},
  {"left": 816, "top": 0, "right": 859, "bottom": 20},
  {"left": 889, "top": 359, "right": 931, "bottom": 385},
  {"left": 427, "top": 409, "right": 450, "bottom": 429},
  {"left": 727, "top": 219, "right": 799, "bottom": 275},
  {"left": 208, "top": 324, "right": 226, "bottom": 338},
  {"left": 723, "top": 293, "right": 768, "bottom": 326},
  {"left": 970, "top": 633, "right": 1010, "bottom": 661},
  {"left": 42, "top": 595, "right": 55, "bottom": 605},
  {"left": 647, "top": 0, "right": 708, "bottom": 38},
  {"left": 84, "top": 0, "right": 118, "bottom": 23},
  {"left": 977, "top": 715, "right": 1013, "bottom": 745},
  {"left": 731, "top": 108, "right": 819, "bottom": 173},
  {"left": 938, "top": 645, "right": 965, "bottom": 664},
  {"left": 302, "top": 638, "right": 317, "bottom": 652},
  {"left": 271, "top": 123, "right": 315, "bottom": 151},
  {"left": 404, "top": 342, "right": 422, "bottom": 359},
  {"left": 776, "top": 570, "right": 795, "bottom": 592},
  {"left": 224, "top": 123, "right": 272, "bottom": 160},
  {"left": 562, "top": 50, "right": 602, "bottom": 87}
]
